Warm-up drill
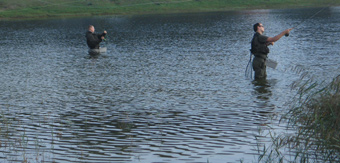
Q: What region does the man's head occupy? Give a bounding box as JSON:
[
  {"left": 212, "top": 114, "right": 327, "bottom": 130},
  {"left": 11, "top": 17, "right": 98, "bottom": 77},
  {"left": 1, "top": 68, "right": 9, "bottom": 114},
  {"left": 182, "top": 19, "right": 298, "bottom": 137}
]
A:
[
  {"left": 253, "top": 23, "right": 264, "bottom": 33},
  {"left": 88, "top": 25, "right": 95, "bottom": 33}
]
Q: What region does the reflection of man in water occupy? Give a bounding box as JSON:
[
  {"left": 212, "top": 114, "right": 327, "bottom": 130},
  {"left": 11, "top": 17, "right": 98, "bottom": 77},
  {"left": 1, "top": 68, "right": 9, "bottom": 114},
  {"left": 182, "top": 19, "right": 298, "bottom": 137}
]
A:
[
  {"left": 253, "top": 79, "right": 272, "bottom": 100},
  {"left": 252, "top": 79, "right": 276, "bottom": 116},
  {"left": 85, "top": 25, "right": 107, "bottom": 49},
  {"left": 251, "top": 23, "right": 292, "bottom": 79}
]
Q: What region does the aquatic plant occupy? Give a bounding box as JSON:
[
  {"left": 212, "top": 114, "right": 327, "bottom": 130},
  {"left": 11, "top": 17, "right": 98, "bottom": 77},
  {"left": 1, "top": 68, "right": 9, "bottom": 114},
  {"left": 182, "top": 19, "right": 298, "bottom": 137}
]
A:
[
  {"left": 256, "top": 74, "right": 340, "bottom": 162},
  {"left": 286, "top": 75, "right": 340, "bottom": 159}
]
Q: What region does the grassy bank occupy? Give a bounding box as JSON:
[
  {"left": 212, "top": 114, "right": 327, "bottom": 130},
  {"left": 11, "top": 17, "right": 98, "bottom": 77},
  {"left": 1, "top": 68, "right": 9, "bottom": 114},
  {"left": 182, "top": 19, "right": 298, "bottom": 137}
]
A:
[{"left": 0, "top": 0, "right": 339, "bottom": 19}]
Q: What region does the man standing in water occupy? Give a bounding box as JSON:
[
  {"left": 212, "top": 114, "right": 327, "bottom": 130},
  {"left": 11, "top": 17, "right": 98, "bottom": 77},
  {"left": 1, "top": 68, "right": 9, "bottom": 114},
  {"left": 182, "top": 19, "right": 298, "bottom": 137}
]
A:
[
  {"left": 86, "top": 25, "right": 107, "bottom": 49},
  {"left": 251, "top": 23, "right": 293, "bottom": 79}
]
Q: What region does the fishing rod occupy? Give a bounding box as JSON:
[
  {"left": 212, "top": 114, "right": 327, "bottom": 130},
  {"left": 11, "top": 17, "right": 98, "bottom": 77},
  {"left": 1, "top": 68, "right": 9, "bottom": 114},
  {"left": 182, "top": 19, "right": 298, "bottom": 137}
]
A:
[
  {"left": 245, "top": 5, "right": 331, "bottom": 79},
  {"left": 285, "top": 5, "right": 331, "bottom": 37}
]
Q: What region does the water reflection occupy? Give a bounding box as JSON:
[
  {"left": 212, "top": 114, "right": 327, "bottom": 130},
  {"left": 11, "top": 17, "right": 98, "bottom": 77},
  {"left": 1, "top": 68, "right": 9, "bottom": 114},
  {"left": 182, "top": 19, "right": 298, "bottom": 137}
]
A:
[
  {"left": 88, "top": 51, "right": 102, "bottom": 59},
  {"left": 251, "top": 78, "right": 277, "bottom": 118},
  {"left": 0, "top": 6, "right": 340, "bottom": 163},
  {"left": 252, "top": 79, "right": 274, "bottom": 100}
]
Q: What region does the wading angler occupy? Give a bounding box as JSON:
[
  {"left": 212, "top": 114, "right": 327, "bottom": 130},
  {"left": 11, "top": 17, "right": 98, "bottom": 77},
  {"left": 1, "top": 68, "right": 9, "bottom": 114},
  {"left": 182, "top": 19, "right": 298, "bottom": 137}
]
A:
[
  {"left": 85, "top": 25, "right": 108, "bottom": 55},
  {"left": 250, "top": 23, "right": 292, "bottom": 80}
]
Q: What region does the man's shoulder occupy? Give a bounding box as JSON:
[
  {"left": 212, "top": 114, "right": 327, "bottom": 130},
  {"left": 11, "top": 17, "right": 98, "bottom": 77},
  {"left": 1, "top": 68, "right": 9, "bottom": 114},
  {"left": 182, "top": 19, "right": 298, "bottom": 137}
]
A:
[
  {"left": 85, "top": 31, "right": 96, "bottom": 38},
  {"left": 256, "top": 33, "right": 268, "bottom": 42},
  {"left": 253, "top": 32, "right": 266, "bottom": 38}
]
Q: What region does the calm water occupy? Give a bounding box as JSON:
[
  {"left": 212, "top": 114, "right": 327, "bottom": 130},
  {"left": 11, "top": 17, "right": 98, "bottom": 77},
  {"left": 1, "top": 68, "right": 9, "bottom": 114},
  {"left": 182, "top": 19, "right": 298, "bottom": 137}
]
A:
[{"left": 0, "top": 7, "right": 339, "bottom": 162}]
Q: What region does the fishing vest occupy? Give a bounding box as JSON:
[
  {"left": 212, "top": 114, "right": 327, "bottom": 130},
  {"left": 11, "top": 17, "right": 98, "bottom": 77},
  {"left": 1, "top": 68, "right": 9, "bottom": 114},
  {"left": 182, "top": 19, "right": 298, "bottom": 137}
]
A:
[{"left": 250, "top": 32, "right": 269, "bottom": 56}]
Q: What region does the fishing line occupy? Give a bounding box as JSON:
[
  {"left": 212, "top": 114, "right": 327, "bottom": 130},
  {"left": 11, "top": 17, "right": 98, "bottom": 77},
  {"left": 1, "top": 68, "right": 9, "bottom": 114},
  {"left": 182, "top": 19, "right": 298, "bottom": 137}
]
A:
[
  {"left": 286, "top": 4, "right": 332, "bottom": 36},
  {"left": 293, "top": 6, "right": 331, "bottom": 29},
  {"left": 246, "top": 5, "right": 332, "bottom": 79}
]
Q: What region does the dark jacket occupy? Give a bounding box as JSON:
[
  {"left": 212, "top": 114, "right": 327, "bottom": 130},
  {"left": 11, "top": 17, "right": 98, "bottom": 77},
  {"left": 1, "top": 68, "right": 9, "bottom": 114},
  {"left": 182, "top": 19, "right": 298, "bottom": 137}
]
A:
[
  {"left": 85, "top": 31, "right": 106, "bottom": 49},
  {"left": 250, "top": 32, "right": 269, "bottom": 59}
]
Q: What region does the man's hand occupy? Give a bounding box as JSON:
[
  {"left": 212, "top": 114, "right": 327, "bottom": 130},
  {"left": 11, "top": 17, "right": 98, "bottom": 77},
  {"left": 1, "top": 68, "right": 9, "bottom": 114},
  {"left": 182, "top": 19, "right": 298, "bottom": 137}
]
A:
[
  {"left": 267, "top": 42, "right": 274, "bottom": 46},
  {"left": 285, "top": 28, "right": 293, "bottom": 36},
  {"left": 102, "top": 31, "right": 107, "bottom": 40}
]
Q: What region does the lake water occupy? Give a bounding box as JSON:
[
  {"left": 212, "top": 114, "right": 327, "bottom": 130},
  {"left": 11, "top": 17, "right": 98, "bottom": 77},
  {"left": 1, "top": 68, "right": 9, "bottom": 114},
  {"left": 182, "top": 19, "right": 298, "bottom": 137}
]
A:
[{"left": 0, "top": 6, "right": 339, "bottom": 162}]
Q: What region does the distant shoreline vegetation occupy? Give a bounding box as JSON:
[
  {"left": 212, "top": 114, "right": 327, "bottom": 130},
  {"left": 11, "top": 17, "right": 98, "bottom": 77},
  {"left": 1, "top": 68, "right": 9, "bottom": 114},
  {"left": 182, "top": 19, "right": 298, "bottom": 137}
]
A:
[{"left": 0, "top": 0, "right": 339, "bottom": 19}]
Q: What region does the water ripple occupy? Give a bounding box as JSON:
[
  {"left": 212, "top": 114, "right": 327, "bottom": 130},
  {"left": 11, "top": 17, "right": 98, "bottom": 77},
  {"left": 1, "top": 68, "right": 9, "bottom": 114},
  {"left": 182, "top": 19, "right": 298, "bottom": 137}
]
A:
[{"left": 1, "top": 7, "right": 340, "bottom": 162}]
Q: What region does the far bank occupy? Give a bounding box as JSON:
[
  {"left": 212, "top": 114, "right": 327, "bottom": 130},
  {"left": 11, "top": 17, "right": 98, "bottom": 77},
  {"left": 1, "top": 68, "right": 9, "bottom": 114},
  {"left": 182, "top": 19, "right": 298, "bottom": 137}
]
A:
[{"left": 0, "top": 0, "right": 339, "bottom": 20}]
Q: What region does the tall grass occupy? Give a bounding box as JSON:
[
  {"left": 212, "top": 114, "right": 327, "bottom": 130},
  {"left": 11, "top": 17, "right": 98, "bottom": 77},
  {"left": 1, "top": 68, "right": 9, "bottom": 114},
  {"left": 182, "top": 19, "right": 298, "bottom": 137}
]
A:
[
  {"left": 256, "top": 73, "right": 340, "bottom": 162},
  {"left": 287, "top": 74, "right": 340, "bottom": 159}
]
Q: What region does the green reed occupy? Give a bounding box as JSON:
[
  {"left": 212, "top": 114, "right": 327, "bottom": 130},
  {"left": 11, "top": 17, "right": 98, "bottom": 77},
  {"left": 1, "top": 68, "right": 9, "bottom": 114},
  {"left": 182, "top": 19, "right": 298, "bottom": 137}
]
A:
[
  {"left": 287, "top": 75, "right": 340, "bottom": 158},
  {"left": 256, "top": 73, "right": 340, "bottom": 162},
  {"left": 0, "top": 111, "right": 49, "bottom": 162}
]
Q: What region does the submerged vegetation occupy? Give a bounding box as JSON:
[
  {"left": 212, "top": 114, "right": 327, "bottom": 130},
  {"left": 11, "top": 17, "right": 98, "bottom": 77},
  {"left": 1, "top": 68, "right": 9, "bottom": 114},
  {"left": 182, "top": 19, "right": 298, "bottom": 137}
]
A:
[
  {"left": 257, "top": 72, "right": 340, "bottom": 162},
  {"left": 0, "top": 0, "right": 339, "bottom": 19}
]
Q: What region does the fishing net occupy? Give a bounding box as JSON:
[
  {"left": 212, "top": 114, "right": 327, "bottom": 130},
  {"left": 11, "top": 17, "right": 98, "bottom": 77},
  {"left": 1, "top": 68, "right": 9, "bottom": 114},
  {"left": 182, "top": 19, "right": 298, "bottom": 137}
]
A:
[{"left": 245, "top": 51, "right": 253, "bottom": 79}]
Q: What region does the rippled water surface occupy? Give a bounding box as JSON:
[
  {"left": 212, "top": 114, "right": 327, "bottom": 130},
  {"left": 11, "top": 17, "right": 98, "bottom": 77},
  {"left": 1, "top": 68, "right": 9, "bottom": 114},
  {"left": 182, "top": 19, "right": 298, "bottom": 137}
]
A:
[{"left": 1, "top": 7, "right": 340, "bottom": 162}]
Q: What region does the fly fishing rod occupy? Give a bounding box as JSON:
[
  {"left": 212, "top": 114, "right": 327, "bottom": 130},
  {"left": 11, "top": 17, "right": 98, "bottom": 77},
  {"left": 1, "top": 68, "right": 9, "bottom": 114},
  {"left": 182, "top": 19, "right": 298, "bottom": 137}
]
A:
[
  {"left": 245, "top": 5, "right": 331, "bottom": 79},
  {"left": 285, "top": 5, "right": 331, "bottom": 37}
]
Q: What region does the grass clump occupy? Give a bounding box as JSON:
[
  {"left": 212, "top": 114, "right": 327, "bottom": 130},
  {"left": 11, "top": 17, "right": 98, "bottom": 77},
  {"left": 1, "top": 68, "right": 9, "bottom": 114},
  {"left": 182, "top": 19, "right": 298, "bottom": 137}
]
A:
[
  {"left": 288, "top": 75, "right": 340, "bottom": 150},
  {"left": 256, "top": 74, "right": 340, "bottom": 162}
]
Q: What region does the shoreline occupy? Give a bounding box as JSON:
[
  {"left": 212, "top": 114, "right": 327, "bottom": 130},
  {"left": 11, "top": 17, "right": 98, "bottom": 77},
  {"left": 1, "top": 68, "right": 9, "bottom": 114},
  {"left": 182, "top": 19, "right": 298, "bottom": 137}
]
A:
[{"left": 0, "top": 0, "right": 339, "bottom": 20}]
